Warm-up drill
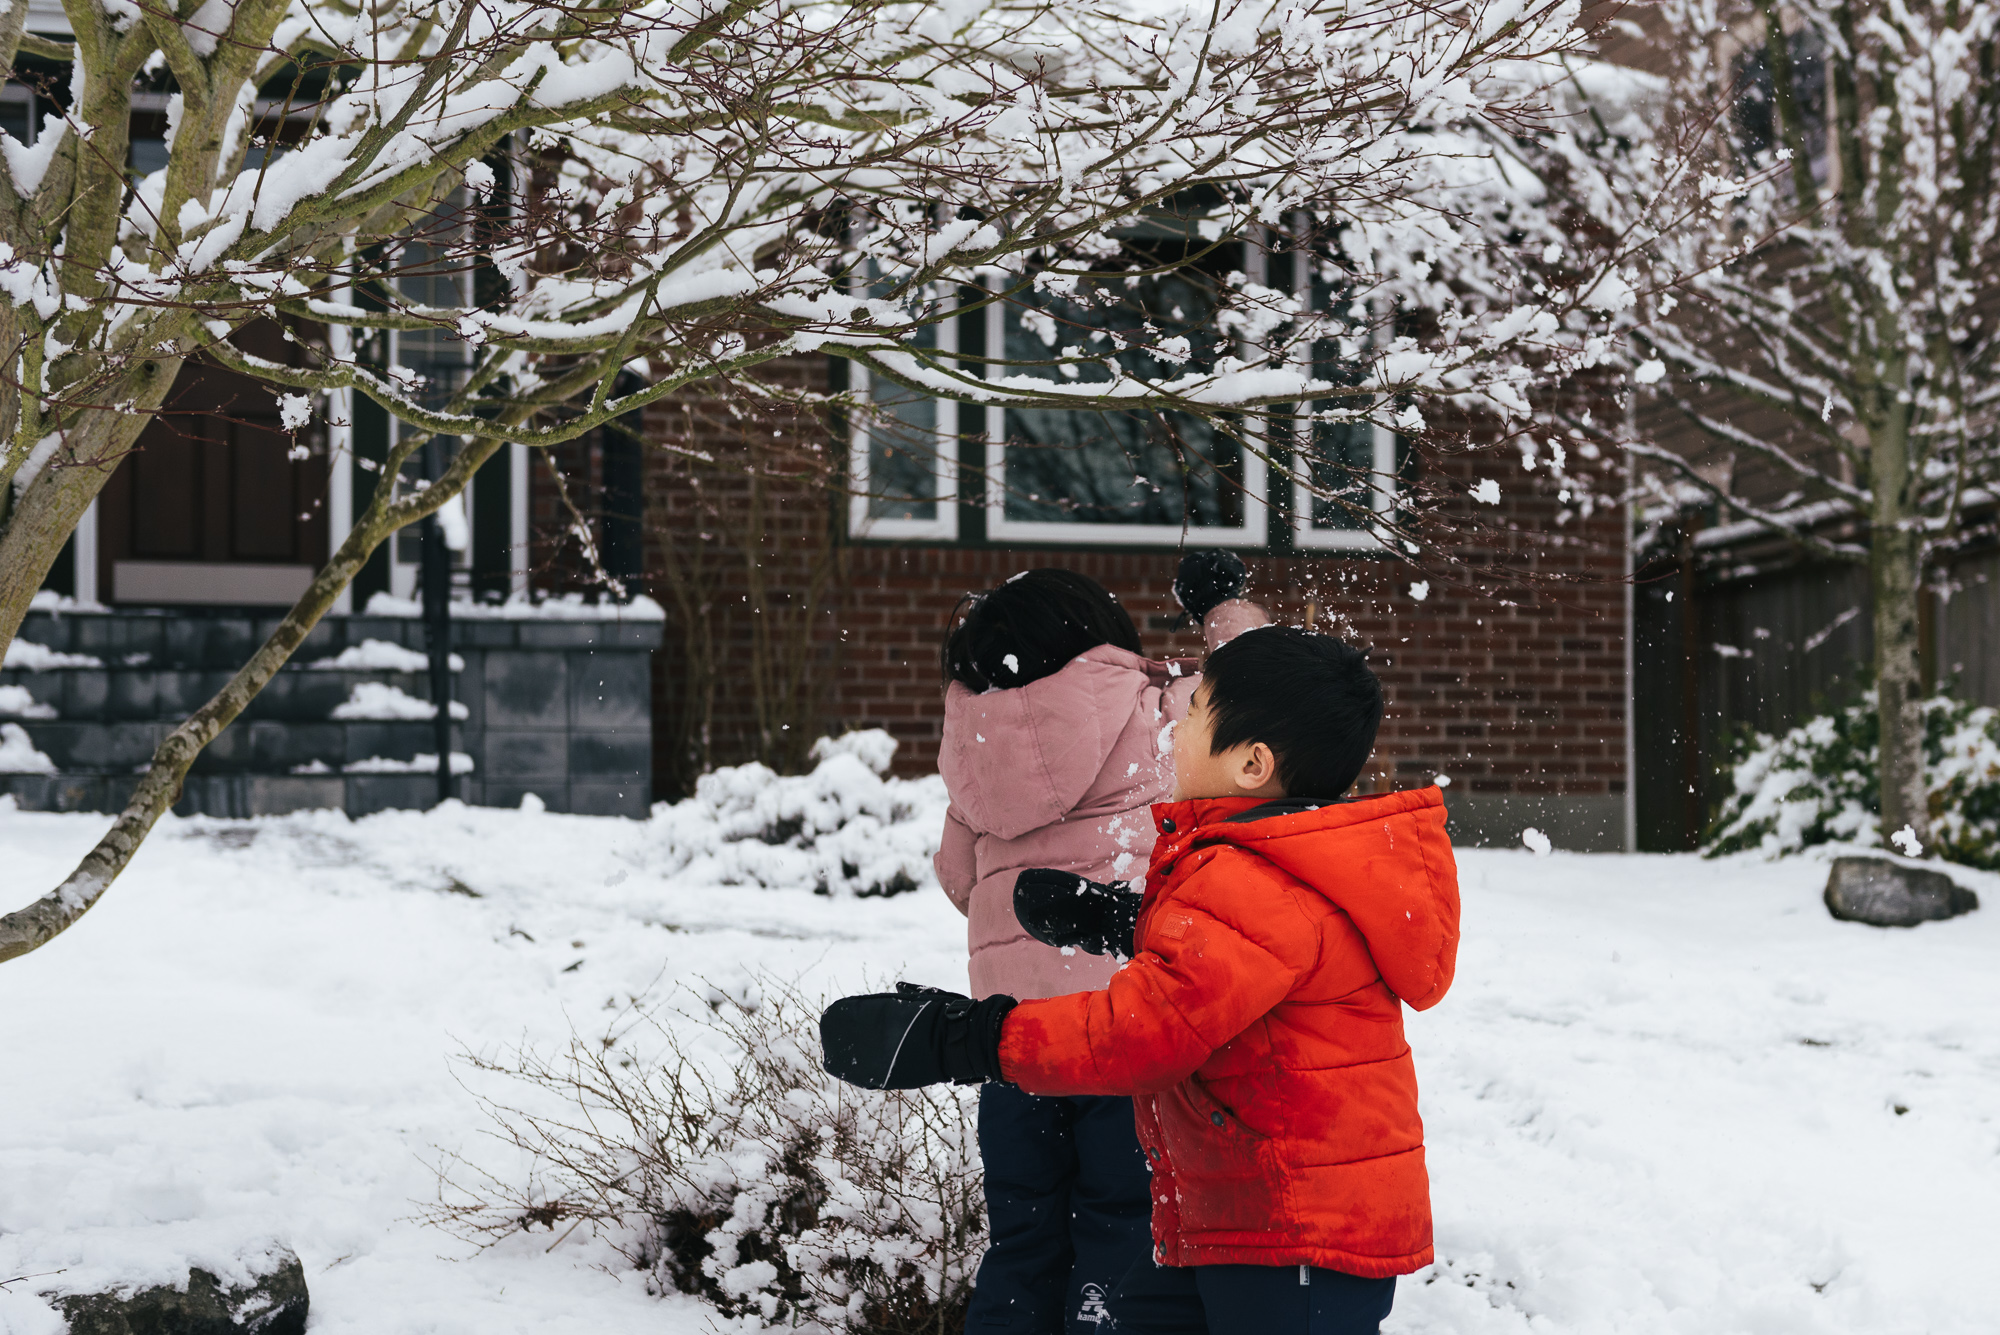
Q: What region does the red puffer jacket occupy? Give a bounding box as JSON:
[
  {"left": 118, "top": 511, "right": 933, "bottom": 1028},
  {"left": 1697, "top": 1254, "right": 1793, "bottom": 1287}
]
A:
[{"left": 997, "top": 788, "right": 1459, "bottom": 1278}]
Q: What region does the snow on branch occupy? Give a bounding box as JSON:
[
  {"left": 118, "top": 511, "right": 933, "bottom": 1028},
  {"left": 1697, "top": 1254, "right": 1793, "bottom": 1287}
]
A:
[
  {"left": 1544, "top": 0, "right": 2000, "bottom": 575},
  {"left": 1625, "top": 441, "right": 1868, "bottom": 563},
  {"left": 11, "top": 0, "right": 1613, "bottom": 467},
  {"left": 1, "top": 0, "right": 1639, "bottom": 963}
]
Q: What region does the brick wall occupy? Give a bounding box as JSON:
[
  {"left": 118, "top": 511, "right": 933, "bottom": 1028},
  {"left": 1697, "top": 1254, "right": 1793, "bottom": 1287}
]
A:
[
  {"left": 536, "top": 357, "right": 1633, "bottom": 849},
  {"left": 833, "top": 520, "right": 1630, "bottom": 850}
]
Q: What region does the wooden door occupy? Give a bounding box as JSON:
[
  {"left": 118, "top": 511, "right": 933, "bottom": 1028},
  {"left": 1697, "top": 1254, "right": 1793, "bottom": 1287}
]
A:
[{"left": 98, "top": 330, "right": 330, "bottom": 605}]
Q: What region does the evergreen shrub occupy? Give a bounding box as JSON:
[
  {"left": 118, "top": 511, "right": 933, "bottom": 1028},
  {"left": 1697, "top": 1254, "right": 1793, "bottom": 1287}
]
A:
[{"left": 1706, "top": 690, "right": 2000, "bottom": 870}]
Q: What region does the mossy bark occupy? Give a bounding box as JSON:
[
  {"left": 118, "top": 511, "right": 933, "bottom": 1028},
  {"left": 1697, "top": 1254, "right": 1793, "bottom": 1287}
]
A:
[
  {"left": 1867, "top": 412, "right": 1931, "bottom": 850},
  {"left": 0, "top": 432, "right": 501, "bottom": 964}
]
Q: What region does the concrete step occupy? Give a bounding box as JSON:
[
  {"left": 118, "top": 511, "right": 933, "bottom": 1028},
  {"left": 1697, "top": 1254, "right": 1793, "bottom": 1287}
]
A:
[
  {"left": 17, "top": 607, "right": 661, "bottom": 671},
  {"left": 8, "top": 608, "right": 661, "bottom": 819},
  {"left": 4, "top": 718, "right": 462, "bottom": 774},
  {"left": 1, "top": 666, "right": 464, "bottom": 724},
  {"left": 2, "top": 770, "right": 464, "bottom": 819},
  {"left": 19, "top": 609, "right": 404, "bottom": 671}
]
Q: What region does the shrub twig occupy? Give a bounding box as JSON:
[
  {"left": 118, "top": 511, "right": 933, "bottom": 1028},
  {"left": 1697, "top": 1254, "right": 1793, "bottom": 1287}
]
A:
[{"left": 422, "top": 980, "right": 984, "bottom": 1334}]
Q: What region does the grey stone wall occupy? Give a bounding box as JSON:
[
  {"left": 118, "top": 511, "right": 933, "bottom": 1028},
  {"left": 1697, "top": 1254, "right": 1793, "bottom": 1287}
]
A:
[
  {"left": 1442, "top": 790, "right": 1628, "bottom": 853},
  {"left": 2, "top": 609, "right": 661, "bottom": 819}
]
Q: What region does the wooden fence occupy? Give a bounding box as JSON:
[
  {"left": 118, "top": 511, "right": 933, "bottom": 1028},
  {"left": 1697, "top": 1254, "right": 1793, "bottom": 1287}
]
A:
[{"left": 1633, "top": 547, "right": 1999, "bottom": 850}]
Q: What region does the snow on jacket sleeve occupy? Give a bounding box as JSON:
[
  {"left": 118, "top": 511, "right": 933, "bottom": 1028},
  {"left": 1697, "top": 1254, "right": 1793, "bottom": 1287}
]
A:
[
  {"left": 1202, "top": 598, "right": 1271, "bottom": 652},
  {"left": 1161, "top": 600, "right": 1275, "bottom": 722},
  {"left": 935, "top": 804, "right": 977, "bottom": 916},
  {"left": 997, "top": 851, "right": 1315, "bottom": 1096}
]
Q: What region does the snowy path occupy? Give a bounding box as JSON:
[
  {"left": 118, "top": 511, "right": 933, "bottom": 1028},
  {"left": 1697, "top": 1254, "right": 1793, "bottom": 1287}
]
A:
[{"left": 2, "top": 802, "right": 1995, "bottom": 1335}]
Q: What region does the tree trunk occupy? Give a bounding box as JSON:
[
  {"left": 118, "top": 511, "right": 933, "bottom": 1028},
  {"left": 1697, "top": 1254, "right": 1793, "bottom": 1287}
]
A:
[
  {"left": 1868, "top": 414, "right": 1932, "bottom": 851},
  {"left": 0, "top": 358, "right": 181, "bottom": 652},
  {"left": 0, "top": 434, "right": 501, "bottom": 965}
]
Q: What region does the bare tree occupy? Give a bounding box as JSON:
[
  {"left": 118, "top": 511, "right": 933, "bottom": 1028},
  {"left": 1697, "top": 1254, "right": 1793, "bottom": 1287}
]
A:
[
  {"left": 647, "top": 390, "right": 848, "bottom": 790},
  {"left": 1546, "top": 1, "right": 1998, "bottom": 851},
  {"left": 1, "top": 0, "right": 1607, "bottom": 963}
]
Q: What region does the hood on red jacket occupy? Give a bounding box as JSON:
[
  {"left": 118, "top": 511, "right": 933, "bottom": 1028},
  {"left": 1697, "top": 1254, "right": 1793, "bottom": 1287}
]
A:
[{"left": 1153, "top": 787, "right": 1459, "bottom": 1010}]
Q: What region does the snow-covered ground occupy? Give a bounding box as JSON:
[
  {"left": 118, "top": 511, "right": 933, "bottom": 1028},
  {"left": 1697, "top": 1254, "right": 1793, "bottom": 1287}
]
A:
[{"left": 2, "top": 788, "right": 1995, "bottom": 1335}]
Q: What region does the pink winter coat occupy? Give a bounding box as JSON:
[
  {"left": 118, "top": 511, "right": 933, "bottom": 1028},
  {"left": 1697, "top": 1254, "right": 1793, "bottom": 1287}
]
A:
[{"left": 933, "top": 600, "right": 1269, "bottom": 1000}]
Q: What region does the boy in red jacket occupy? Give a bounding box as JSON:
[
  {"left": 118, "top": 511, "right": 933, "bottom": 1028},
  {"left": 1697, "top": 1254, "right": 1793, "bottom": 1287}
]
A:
[{"left": 822, "top": 627, "right": 1461, "bottom": 1335}]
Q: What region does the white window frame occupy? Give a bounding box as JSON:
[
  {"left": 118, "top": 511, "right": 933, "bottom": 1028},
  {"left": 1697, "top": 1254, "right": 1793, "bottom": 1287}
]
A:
[
  {"left": 979, "top": 293, "right": 1270, "bottom": 549},
  {"left": 1291, "top": 419, "right": 1396, "bottom": 552},
  {"left": 385, "top": 204, "right": 477, "bottom": 600},
  {"left": 1289, "top": 247, "right": 1396, "bottom": 552},
  {"left": 838, "top": 231, "right": 1405, "bottom": 552},
  {"left": 846, "top": 289, "right": 959, "bottom": 542},
  {"left": 384, "top": 321, "right": 477, "bottom": 600}
]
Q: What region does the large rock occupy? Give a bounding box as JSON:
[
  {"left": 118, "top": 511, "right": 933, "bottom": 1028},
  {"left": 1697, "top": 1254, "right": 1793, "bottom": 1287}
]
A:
[
  {"left": 1824, "top": 856, "right": 1980, "bottom": 928},
  {"left": 55, "top": 1249, "right": 308, "bottom": 1335}
]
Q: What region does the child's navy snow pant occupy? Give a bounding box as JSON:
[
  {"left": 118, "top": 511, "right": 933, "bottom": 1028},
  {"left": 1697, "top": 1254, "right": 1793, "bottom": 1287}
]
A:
[
  {"left": 967, "top": 1083, "right": 1152, "bottom": 1333},
  {"left": 1106, "top": 1258, "right": 1396, "bottom": 1335}
]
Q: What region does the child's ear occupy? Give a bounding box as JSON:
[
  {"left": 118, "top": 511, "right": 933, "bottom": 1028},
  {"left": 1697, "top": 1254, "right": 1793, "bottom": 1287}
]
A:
[{"left": 1236, "top": 741, "right": 1279, "bottom": 792}]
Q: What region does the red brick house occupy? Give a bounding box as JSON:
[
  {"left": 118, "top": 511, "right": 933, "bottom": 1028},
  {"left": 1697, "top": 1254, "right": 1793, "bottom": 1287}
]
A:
[
  {"left": 21, "top": 298, "right": 1631, "bottom": 844},
  {"left": 8, "top": 49, "right": 1635, "bottom": 844},
  {"left": 611, "top": 303, "right": 1635, "bottom": 851}
]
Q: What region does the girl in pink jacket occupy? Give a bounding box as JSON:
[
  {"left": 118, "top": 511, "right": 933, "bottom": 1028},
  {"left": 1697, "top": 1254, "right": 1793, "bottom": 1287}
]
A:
[{"left": 934, "top": 559, "right": 1266, "bottom": 1334}]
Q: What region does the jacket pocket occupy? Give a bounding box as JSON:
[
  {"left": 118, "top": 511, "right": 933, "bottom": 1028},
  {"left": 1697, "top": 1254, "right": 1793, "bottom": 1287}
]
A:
[
  {"left": 1157, "top": 1078, "right": 1283, "bottom": 1237},
  {"left": 1185, "top": 1075, "right": 1267, "bottom": 1139}
]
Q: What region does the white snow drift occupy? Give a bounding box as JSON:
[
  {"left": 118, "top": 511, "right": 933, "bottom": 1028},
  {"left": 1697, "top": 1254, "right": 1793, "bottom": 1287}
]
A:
[{"left": 0, "top": 736, "right": 1995, "bottom": 1335}]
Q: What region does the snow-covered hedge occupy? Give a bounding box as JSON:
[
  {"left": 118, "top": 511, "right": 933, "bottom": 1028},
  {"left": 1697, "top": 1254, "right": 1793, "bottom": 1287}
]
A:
[
  {"left": 650, "top": 732, "right": 947, "bottom": 898},
  {"left": 653, "top": 995, "right": 981, "bottom": 1333},
  {"left": 433, "top": 987, "right": 983, "bottom": 1334},
  {"left": 425, "top": 736, "right": 969, "bottom": 1330},
  {"left": 1707, "top": 691, "right": 2000, "bottom": 869}
]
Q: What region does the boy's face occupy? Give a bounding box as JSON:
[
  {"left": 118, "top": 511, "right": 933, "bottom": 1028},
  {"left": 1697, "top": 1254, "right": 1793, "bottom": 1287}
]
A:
[{"left": 1171, "top": 682, "right": 1288, "bottom": 802}]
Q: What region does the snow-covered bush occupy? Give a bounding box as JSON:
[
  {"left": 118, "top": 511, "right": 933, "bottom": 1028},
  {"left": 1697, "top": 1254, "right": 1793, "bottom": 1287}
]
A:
[
  {"left": 649, "top": 732, "right": 948, "bottom": 898},
  {"left": 1707, "top": 691, "right": 2000, "bottom": 869},
  {"left": 430, "top": 985, "right": 983, "bottom": 1334}
]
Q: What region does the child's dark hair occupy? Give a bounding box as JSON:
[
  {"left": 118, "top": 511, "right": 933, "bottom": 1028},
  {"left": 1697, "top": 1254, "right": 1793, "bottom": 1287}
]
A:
[
  {"left": 1201, "top": 626, "right": 1382, "bottom": 796},
  {"left": 941, "top": 569, "right": 1142, "bottom": 691}
]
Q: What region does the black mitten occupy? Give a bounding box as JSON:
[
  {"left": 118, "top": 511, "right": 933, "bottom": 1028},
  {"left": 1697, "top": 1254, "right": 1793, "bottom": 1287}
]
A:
[
  {"left": 820, "top": 982, "right": 1016, "bottom": 1090},
  {"left": 1172, "top": 549, "right": 1249, "bottom": 622},
  {"left": 1014, "top": 868, "right": 1141, "bottom": 958}
]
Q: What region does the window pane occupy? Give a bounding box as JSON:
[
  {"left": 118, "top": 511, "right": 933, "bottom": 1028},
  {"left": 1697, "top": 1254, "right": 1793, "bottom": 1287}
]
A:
[
  {"left": 1002, "top": 406, "right": 1243, "bottom": 527},
  {"left": 866, "top": 320, "right": 940, "bottom": 521},
  {"left": 1302, "top": 258, "right": 1388, "bottom": 532},
  {"left": 1734, "top": 33, "right": 1826, "bottom": 172},
  {"left": 1305, "top": 420, "right": 1377, "bottom": 530},
  {"left": 397, "top": 192, "right": 472, "bottom": 402},
  {"left": 999, "top": 258, "right": 1242, "bottom": 528},
  {"left": 0, "top": 94, "right": 31, "bottom": 148},
  {"left": 131, "top": 137, "right": 169, "bottom": 176},
  {"left": 390, "top": 194, "right": 474, "bottom": 567}
]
